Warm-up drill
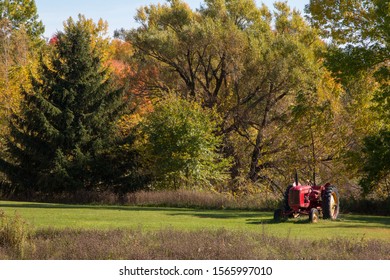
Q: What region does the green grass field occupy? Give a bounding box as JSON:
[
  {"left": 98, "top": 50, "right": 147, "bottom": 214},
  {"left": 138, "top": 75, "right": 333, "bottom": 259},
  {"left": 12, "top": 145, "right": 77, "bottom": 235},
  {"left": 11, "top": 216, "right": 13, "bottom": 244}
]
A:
[{"left": 1, "top": 200, "right": 389, "bottom": 241}]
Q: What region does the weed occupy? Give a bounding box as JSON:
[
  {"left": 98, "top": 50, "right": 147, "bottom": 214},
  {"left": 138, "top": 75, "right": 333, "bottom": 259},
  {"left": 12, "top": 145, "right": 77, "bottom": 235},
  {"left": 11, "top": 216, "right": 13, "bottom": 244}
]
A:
[{"left": 0, "top": 211, "right": 31, "bottom": 259}]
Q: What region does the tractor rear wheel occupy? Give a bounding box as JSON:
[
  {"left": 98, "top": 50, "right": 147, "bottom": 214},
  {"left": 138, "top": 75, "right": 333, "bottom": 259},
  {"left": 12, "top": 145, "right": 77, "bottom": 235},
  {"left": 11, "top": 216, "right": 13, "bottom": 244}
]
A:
[
  {"left": 323, "top": 186, "right": 340, "bottom": 220},
  {"left": 309, "top": 208, "right": 319, "bottom": 223}
]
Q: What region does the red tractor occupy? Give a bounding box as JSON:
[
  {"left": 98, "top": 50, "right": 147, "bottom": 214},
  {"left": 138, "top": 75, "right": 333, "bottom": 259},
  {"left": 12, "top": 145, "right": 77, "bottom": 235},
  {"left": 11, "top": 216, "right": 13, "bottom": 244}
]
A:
[{"left": 273, "top": 173, "right": 340, "bottom": 223}]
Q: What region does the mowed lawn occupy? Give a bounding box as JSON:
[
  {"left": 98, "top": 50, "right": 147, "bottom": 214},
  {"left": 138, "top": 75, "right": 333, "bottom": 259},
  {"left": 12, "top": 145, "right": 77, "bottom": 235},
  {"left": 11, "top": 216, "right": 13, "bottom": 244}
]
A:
[{"left": 1, "top": 200, "right": 389, "bottom": 241}]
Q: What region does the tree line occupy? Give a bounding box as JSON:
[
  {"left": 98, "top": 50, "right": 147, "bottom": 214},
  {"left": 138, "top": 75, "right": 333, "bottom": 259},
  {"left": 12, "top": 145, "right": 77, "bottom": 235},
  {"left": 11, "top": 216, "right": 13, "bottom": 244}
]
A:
[{"left": 0, "top": 0, "right": 389, "bottom": 199}]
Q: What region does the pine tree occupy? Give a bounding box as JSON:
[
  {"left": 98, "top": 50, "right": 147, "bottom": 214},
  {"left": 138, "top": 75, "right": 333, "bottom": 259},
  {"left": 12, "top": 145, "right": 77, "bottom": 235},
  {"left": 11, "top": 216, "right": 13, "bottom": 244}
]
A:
[{"left": 0, "top": 16, "right": 125, "bottom": 193}]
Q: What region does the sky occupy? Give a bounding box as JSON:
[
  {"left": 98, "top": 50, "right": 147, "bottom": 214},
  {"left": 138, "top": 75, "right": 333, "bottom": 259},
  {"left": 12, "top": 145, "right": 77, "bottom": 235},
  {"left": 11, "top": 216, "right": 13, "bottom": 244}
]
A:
[{"left": 34, "top": 0, "right": 310, "bottom": 39}]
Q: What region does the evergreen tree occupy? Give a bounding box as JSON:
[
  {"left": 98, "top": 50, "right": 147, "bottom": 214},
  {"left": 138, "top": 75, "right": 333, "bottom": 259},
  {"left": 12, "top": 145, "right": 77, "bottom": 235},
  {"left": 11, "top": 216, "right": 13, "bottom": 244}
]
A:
[{"left": 0, "top": 16, "right": 125, "bottom": 193}]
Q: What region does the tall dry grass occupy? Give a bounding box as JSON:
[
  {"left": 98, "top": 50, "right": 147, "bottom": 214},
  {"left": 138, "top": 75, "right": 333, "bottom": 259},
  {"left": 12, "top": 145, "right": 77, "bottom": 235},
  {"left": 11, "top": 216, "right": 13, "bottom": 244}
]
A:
[
  {"left": 124, "top": 189, "right": 279, "bottom": 210},
  {"left": 1, "top": 227, "right": 389, "bottom": 260},
  {"left": 0, "top": 211, "right": 32, "bottom": 259},
  {"left": 1, "top": 189, "right": 280, "bottom": 210}
]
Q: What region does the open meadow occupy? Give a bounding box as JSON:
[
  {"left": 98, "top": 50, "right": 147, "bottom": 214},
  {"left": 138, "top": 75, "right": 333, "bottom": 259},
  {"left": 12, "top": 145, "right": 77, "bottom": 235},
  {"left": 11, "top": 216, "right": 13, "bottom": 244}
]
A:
[
  {"left": 1, "top": 200, "right": 389, "bottom": 260},
  {"left": 1, "top": 200, "right": 390, "bottom": 240}
]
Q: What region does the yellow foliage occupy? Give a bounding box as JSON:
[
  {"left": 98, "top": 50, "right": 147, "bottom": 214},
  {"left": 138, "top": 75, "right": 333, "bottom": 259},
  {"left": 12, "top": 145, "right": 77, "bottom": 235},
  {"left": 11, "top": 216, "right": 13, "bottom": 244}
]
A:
[{"left": 0, "top": 20, "right": 33, "bottom": 136}]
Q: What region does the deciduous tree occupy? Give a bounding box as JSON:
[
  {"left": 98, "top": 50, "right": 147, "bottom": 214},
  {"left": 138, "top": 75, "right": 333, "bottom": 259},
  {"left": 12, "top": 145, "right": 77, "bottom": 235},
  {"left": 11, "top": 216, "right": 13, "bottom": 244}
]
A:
[
  {"left": 306, "top": 0, "right": 390, "bottom": 196},
  {"left": 0, "top": 0, "right": 44, "bottom": 42},
  {"left": 118, "top": 0, "right": 343, "bottom": 192}
]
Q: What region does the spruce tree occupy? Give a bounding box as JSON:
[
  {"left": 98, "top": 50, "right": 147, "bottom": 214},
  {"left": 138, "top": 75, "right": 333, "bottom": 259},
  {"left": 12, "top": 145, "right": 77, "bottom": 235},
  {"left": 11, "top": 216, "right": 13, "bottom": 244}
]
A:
[{"left": 0, "top": 16, "right": 125, "bottom": 193}]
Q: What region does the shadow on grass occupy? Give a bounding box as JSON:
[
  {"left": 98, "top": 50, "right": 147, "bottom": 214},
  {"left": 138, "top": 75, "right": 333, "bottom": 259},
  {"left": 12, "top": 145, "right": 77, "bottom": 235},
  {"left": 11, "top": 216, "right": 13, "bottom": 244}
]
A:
[
  {"left": 341, "top": 215, "right": 390, "bottom": 227},
  {"left": 246, "top": 218, "right": 274, "bottom": 225},
  {"left": 167, "top": 211, "right": 269, "bottom": 220},
  {"left": 0, "top": 201, "right": 194, "bottom": 213},
  {"left": 0, "top": 201, "right": 269, "bottom": 220},
  {"left": 246, "top": 217, "right": 312, "bottom": 225}
]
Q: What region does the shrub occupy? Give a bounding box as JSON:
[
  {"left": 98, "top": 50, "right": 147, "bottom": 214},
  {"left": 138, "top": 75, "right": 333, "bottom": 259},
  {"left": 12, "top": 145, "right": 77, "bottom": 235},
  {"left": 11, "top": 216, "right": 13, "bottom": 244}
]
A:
[
  {"left": 341, "top": 196, "right": 390, "bottom": 216},
  {"left": 141, "top": 96, "right": 231, "bottom": 189}
]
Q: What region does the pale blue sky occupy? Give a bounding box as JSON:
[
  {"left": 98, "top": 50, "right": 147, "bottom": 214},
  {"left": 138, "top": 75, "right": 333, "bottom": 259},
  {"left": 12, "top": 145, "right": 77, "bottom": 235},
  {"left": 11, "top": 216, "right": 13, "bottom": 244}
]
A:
[{"left": 35, "top": 0, "right": 309, "bottom": 38}]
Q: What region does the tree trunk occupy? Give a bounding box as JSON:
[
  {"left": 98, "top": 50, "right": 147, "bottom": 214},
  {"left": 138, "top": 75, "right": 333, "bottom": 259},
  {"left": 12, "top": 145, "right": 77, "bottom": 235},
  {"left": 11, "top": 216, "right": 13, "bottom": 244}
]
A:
[
  {"left": 248, "top": 91, "right": 272, "bottom": 182},
  {"left": 248, "top": 129, "right": 263, "bottom": 181}
]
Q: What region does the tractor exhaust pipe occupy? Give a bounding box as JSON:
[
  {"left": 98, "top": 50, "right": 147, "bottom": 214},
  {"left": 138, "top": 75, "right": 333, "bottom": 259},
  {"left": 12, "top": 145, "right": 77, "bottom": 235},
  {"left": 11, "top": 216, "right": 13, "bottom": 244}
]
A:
[
  {"left": 313, "top": 171, "right": 316, "bottom": 186},
  {"left": 294, "top": 169, "right": 299, "bottom": 186}
]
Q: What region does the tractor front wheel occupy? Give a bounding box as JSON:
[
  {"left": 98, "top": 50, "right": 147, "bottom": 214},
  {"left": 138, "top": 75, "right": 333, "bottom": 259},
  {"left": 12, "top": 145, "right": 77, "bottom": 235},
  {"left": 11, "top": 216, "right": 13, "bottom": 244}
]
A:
[
  {"left": 323, "top": 186, "right": 340, "bottom": 220},
  {"left": 309, "top": 208, "right": 319, "bottom": 223}
]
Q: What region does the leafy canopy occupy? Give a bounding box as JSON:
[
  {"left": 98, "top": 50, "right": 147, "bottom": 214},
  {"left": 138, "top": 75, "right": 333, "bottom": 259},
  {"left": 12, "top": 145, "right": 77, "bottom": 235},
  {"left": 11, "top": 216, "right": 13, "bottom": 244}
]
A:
[
  {"left": 307, "top": 0, "right": 390, "bottom": 196},
  {"left": 118, "top": 0, "right": 342, "bottom": 191},
  {"left": 0, "top": 0, "right": 44, "bottom": 41}
]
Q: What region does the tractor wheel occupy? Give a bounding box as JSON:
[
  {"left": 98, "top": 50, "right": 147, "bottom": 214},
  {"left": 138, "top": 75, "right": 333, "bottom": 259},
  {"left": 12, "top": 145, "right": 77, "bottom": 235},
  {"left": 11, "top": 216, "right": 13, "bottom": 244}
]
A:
[
  {"left": 309, "top": 208, "right": 319, "bottom": 223},
  {"left": 273, "top": 209, "right": 283, "bottom": 223},
  {"left": 283, "top": 185, "right": 293, "bottom": 216},
  {"left": 323, "top": 186, "right": 340, "bottom": 220}
]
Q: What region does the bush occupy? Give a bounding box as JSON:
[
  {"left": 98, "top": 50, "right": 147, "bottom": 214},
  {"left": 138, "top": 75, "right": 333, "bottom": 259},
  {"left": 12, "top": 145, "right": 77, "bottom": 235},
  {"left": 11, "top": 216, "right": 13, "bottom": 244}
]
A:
[
  {"left": 341, "top": 196, "right": 390, "bottom": 216},
  {"left": 141, "top": 96, "right": 231, "bottom": 189}
]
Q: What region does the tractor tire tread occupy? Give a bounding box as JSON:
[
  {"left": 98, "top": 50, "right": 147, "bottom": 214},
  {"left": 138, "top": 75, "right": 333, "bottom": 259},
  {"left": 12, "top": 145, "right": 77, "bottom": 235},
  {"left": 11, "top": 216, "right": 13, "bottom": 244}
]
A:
[{"left": 323, "top": 185, "right": 340, "bottom": 220}]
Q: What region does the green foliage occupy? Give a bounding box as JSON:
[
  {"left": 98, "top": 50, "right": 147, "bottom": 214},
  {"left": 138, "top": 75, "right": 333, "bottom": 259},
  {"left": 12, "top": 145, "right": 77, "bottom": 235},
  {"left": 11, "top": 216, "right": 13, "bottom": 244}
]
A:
[
  {"left": 1, "top": 0, "right": 386, "bottom": 199},
  {"left": 360, "top": 130, "right": 390, "bottom": 197},
  {"left": 307, "top": 0, "right": 390, "bottom": 195},
  {"left": 118, "top": 0, "right": 341, "bottom": 192},
  {"left": 0, "top": 0, "right": 44, "bottom": 42},
  {"left": 0, "top": 15, "right": 126, "bottom": 193},
  {"left": 306, "top": 0, "right": 388, "bottom": 46},
  {"left": 0, "top": 18, "right": 30, "bottom": 147},
  {"left": 141, "top": 95, "right": 231, "bottom": 189},
  {"left": 99, "top": 133, "right": 151, "bottom": 194},
  {"left": 0, "top": 8, "right": 37, "bottom": 184},
  {"left": 290, "top": 90, "right": 338, "bottom": 182}
]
